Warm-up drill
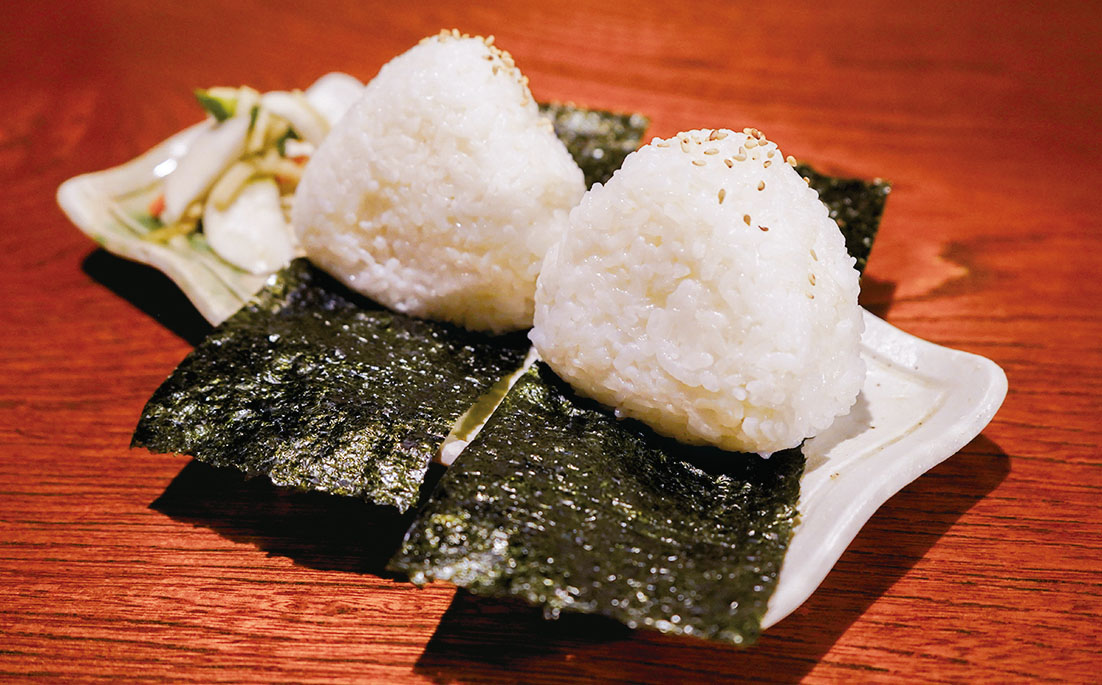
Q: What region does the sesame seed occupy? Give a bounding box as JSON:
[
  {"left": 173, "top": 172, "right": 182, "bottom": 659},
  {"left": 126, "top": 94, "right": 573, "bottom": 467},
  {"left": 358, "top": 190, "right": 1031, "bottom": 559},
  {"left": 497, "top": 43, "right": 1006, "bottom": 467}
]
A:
[
  {"left": 743, "top": 214, "right": 751, "bottom": 225},
  {"left": 724, "top": 159, "right": 733, "bottom": 168},
  {"left": 757, "top": 181, "right": 765, "bottom": 191},
  {"left": 718, "top": 188, "right": 726, "bottom": 204},
  {"left": 759, "top": 225, "right": 769, "bottom": 231},
  {"left": 809, "top": 274, "right": 817, "bottom": 285},
  {"left": 807, "top": 293, "right": 815, "bottom": 299},
  {"left": 767, "top": 150, "right": 775, "bottom": 158},
  {"left": 810, "top": 248, "right": 818, "bottom": 260},
  {"left": 803, "top": 176, "right": 811, "bottom": 184},
  {"left": 656, "top": 140, "right": 670, "bottom": 148},
  {"left": 745, "top": 139, "right": 758, "bottom": 149},
  {"left": 764, "top": 160, "right": 772, "bottom": 168},
  {"left": 786, "top": 155, "right": 797, "bottom": 167},
  {"left": 692, "top": 159, "right": 706, "bottom": 166},
  {"left": 734, "top": 153, "right": 747, "bottom": 162},
  {"left": 680, "top": 139, "right": 690, "bottom": 152},
  {"left": 704, "top": 148, "right": 719, "bottom": 155}
]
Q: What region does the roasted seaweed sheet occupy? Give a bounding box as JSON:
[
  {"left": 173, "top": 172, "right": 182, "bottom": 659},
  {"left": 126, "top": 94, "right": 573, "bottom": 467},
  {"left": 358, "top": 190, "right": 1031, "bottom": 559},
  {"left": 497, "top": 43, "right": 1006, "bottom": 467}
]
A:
[
  {"left": 132, "top": 105, "right": 648, "bottom": 510},
  {"left": 540, "top": 103, "right": 650, "bottom": 189},
  {"left": 133, "top": 260, "right": 530, "bottom": 511},
  {"left": 131, "top": 99, "right": 887, "bottom": 643},
  {"left": 798, "top": 163, "right": 889, "bottom": 274},
  {"left": 391, "top": 166, "right": 889, "bottom": 644},
  {"left": 389, "top": 363, "right": 804, "bottom": 645}
]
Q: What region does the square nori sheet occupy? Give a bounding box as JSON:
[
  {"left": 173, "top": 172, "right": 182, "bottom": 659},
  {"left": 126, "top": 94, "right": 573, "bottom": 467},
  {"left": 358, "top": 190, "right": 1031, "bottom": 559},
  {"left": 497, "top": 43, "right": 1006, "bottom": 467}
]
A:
[
  {"left": 389, "top": 363, "right": 804, "bottom": 645},
  {"left": 132, "top": 259, "right": 530, "bottom": 511}
]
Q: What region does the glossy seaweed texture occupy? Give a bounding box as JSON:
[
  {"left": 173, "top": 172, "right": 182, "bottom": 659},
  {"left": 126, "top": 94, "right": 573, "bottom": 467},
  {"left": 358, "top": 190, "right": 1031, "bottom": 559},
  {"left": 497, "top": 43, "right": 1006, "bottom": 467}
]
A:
[
  {"left": 797, "top": 163, "right": 889, "bottom": 275},
  {"left": 129, "top": 104, "right": 650, "bottom": 512},
  {"left": 388, "top": 165, "right": 888, "bottom": 644},
  {"left": 389, "top": 363, "right": 804, "bottom": 646},
  {"left": 133, "top": 260, "right": 530, "bottom": 511},
  {"left": 540, "top": 103, "right": 650, "bottom": 189},
  {"left": 127, "top": 105, "right": 889, "bottom": 644}
]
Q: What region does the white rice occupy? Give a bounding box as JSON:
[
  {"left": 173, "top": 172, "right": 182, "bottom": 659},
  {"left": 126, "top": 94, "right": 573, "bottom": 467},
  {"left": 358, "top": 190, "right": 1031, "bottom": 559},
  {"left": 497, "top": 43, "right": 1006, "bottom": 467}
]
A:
[
  {"left": 531, "top": 128, "right": 865, "bottom": 455},
  {"left": 292, "top": 30, "right": 585, "bottom": 333}
]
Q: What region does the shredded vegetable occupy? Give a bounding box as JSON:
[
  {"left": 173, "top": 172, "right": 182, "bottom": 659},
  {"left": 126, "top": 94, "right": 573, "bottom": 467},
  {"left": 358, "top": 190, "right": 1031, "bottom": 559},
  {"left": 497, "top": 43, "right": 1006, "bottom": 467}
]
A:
[{"left": 144, "top": 80, "right": 364, "bottom": 274}]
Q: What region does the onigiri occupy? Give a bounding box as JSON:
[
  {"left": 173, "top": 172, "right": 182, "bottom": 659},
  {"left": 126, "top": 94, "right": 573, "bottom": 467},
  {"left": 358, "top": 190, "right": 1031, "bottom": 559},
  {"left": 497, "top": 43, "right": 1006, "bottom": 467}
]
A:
[
  {"left": 292, "top": 30, "right": 586, "bottom": 333},
  {"left": 530, "top": 128, "right": 865, "bottom": 455}
]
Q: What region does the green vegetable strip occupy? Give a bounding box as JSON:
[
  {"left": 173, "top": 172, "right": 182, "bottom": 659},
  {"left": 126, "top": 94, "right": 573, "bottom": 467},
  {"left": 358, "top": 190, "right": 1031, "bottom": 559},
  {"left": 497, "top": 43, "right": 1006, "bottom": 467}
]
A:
[
  {"left": 389, "top": 363, "right": 804, "bottom": 646},
  {"left": 194, "top": 89, "right": 235, "bottom": 122},
  {"left": 133, "top": 260, "right": 530, "bottom": 511}
]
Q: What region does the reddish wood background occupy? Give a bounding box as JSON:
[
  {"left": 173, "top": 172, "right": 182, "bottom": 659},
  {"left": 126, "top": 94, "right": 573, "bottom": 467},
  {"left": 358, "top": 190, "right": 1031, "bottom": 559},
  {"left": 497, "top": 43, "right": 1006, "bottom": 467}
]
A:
[{"left": 2, "top": 1, "right": 1099, "bottom": 681}]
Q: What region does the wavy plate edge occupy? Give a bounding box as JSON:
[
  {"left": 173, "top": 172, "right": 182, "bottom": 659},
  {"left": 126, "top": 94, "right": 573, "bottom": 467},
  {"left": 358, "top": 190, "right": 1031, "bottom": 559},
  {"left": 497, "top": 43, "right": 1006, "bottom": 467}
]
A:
[{"left": 763, "top": 311, "right": 1007, "bottom": 627}]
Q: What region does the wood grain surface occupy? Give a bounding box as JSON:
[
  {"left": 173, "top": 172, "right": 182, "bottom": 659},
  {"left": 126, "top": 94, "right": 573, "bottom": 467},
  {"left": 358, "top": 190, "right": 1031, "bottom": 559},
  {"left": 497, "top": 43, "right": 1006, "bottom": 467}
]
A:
[{"left": 2, "top": 1, "right": 1099, "bottom": 681}]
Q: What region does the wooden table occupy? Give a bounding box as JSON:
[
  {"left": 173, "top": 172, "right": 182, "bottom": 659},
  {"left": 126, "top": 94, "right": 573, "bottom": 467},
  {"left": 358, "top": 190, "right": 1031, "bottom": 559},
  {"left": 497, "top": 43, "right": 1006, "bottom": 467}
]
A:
[{"left": 2, "top": 1, "right": 1098, "bottom": 681}]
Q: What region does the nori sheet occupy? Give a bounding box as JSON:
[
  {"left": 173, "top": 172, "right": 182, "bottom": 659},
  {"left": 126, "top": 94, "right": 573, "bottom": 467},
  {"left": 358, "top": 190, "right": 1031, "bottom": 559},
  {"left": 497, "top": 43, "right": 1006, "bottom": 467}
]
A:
[
  {"left": 133, "top": 259, "right": 530, "bottom": 511},
  {"left": 390, "top": 164, "right": 890, "bottom": 644},
  {"left": 389, "top": 363, "right": 804, "bottom": 645},
  {"left": 540, "top": 104, "right": 882, "bottom": 270},
  {"left": 132, "top": 105, "right": 647, "bottom": 510},
  {"left": 540, "top": 103, "right": 650, "bottom": 189},
  {"left": 131, "top": 100, "right": 888, "bottom": 643},
  {"left": 798, "top": 163, "right": 890, "bottom": 275}
]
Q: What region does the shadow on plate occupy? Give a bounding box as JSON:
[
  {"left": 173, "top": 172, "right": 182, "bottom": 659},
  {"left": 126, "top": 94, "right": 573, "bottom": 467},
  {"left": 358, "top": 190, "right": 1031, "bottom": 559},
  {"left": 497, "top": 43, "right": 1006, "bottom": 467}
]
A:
[
  {"left": 150, "top": 460, "right": 445, "bottom": 577},
  {"left": 413, "top": 435, "right": 1009, "bottom": 684},
  {"left": 81, "top": 249, "right": 214, "bottom": 345}
]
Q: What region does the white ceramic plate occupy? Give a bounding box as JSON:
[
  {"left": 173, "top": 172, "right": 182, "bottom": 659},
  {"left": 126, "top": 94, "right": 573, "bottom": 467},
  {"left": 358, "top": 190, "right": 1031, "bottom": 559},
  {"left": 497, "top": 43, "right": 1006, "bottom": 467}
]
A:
[
  {"left": 57, "top": 72, "right": 364, "bottom": 325},
  {"left": 59, "top": 120, "right": 271, "bottom": 325},
  {"left": 58, "top": 84, "right": 1007, "bottom": 632},
  {"left": 764, "top": 311, "right": 1006, "bottom": 626}
]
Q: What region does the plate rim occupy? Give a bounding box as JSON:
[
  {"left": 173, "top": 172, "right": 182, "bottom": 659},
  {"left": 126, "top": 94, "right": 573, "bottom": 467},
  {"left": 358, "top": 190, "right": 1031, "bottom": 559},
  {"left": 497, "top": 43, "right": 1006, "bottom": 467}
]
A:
[{"left": 762, "top": 311, "right": 1007, "bottom": 627}]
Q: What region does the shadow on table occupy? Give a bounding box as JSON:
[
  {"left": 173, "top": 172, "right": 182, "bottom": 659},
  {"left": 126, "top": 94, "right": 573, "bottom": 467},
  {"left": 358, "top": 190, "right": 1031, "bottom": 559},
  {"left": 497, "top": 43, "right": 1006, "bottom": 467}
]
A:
[
  {"left": 117, "top": 236, "right": 998, "bottom": 680},
  {"left": 147, "top": 430, "right": 1008, "bottom": 682},
  {"left": 150, "top": 460, "right": 445, "bottom": 577},
  {"left": 82, "top": 249, "right": 213, "bottom": 345},
  {"left": 413, "top": 436, "right": 1009, "bottom": 684},
  {"left": 859, "top": 273, "right": 896, "bottom": 319}
]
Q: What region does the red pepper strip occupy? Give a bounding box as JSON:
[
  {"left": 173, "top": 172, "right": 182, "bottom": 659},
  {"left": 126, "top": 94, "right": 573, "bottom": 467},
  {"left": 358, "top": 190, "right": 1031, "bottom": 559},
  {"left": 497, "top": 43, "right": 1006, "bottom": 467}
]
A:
[{"left": 148, "top": 194, "right": 166, "bottom": 218}]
